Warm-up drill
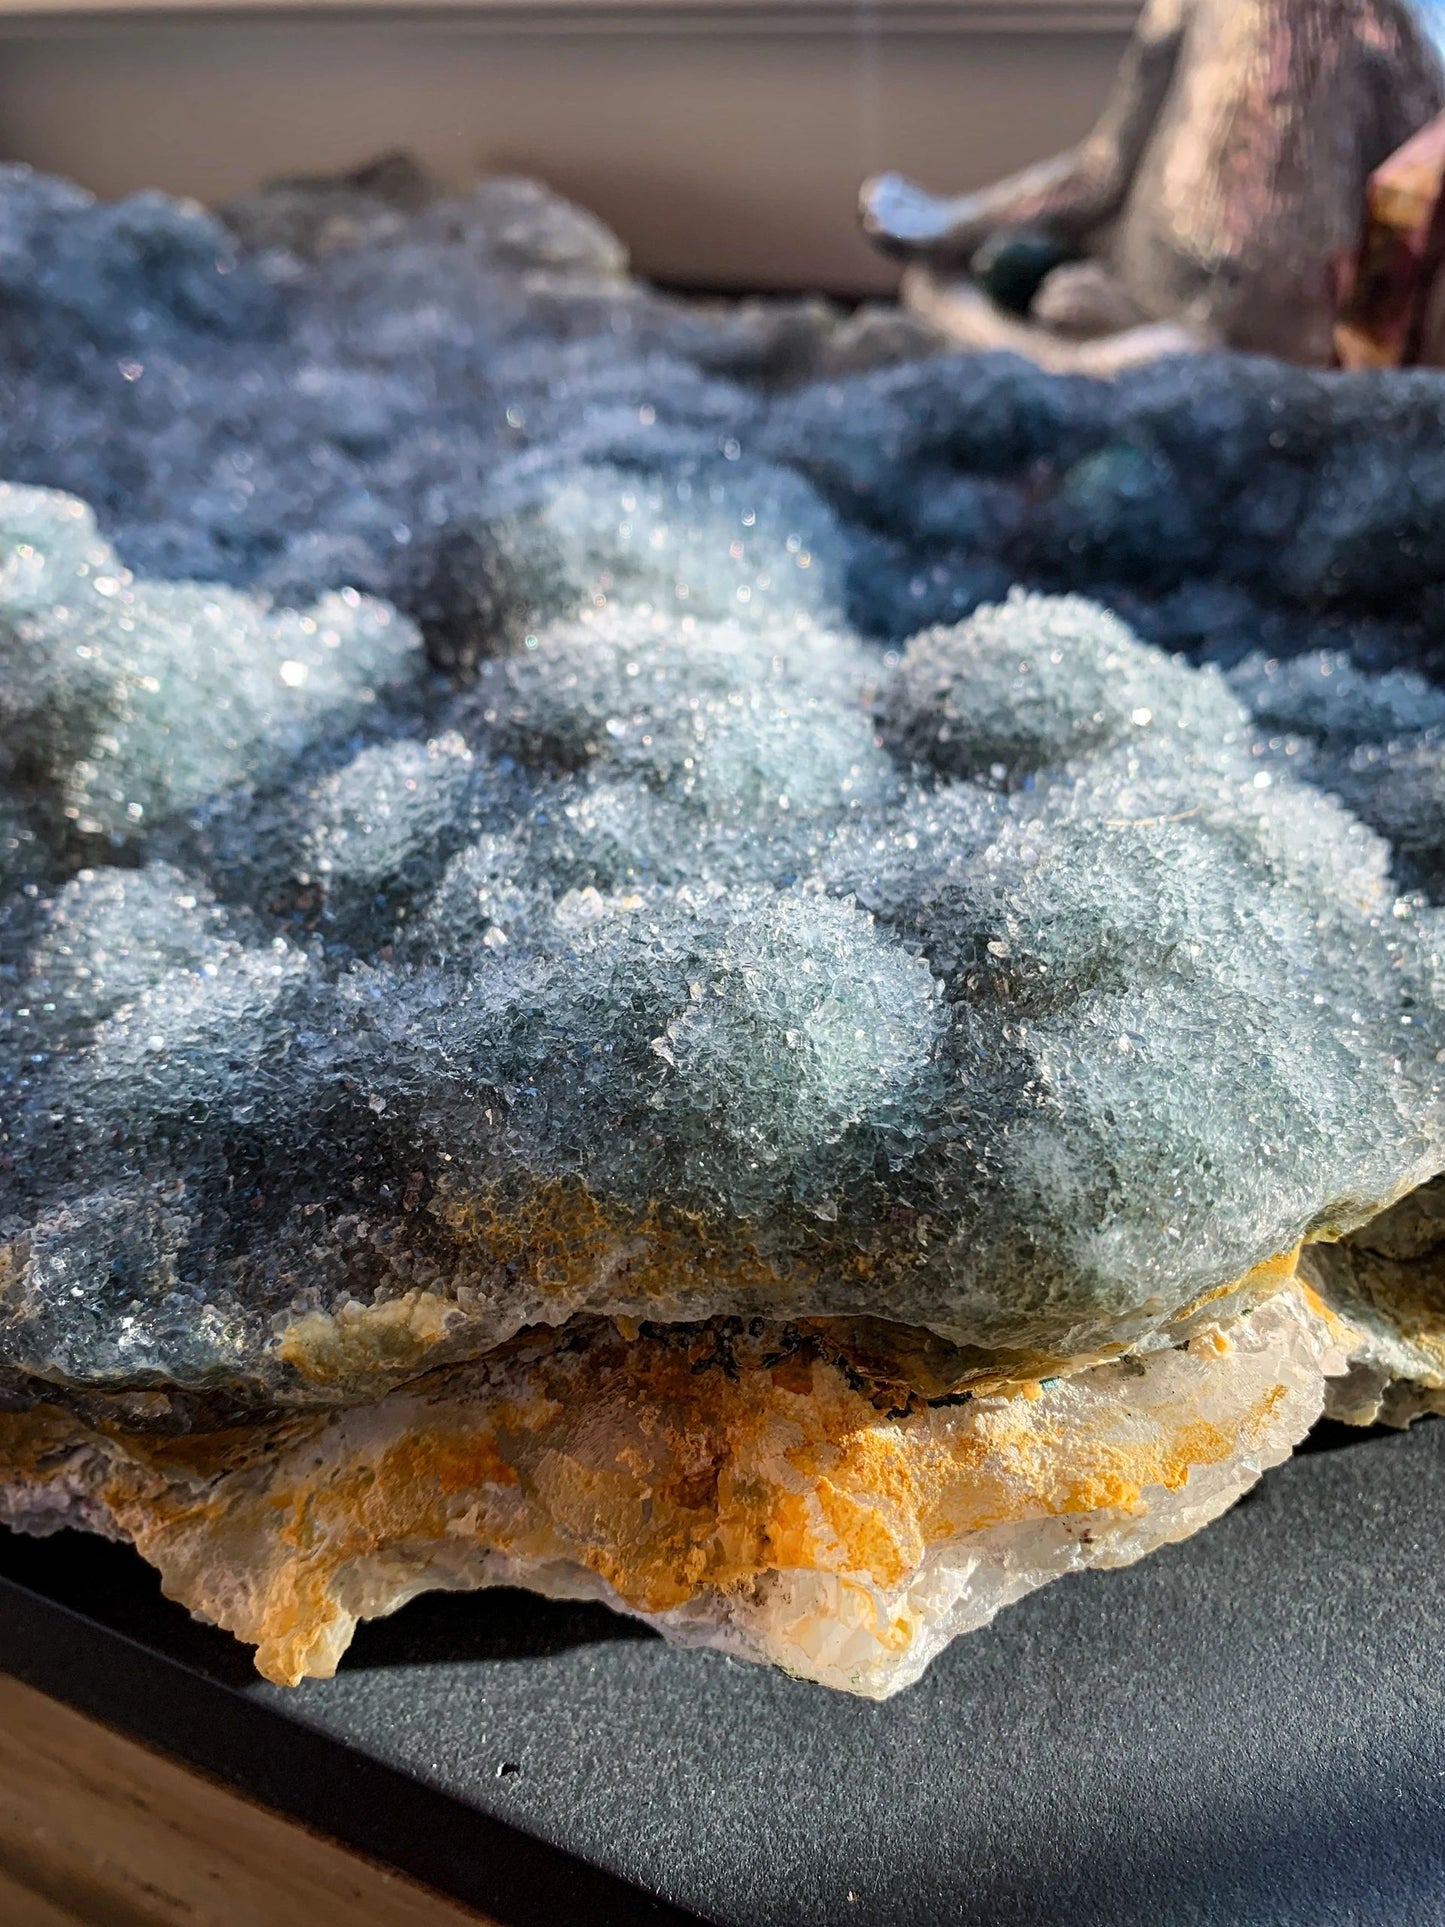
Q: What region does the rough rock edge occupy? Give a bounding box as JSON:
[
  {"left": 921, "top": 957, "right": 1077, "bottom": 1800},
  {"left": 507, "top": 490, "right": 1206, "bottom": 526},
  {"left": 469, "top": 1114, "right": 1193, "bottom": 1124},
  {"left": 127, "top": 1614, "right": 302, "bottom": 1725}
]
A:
[
  {"left": 1303, "top": 1179, "right": 1445, "bottom": 1427},
  {"left": 0, "top": 1283, "right": 1353, "bottom": 1699}
]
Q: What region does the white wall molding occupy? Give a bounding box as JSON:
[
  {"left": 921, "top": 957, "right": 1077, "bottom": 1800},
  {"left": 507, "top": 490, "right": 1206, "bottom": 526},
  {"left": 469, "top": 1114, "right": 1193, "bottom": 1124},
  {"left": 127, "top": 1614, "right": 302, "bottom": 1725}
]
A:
[{"left": 0, "top": 0, "right": 1141, "bottom": 37}]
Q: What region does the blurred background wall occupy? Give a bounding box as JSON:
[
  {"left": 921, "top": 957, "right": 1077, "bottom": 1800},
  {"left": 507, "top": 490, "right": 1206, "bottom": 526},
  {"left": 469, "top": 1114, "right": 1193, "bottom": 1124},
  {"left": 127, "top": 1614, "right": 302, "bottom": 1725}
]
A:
[{"left": 0, "top": 2, "right": 1134, "bottom": 294}]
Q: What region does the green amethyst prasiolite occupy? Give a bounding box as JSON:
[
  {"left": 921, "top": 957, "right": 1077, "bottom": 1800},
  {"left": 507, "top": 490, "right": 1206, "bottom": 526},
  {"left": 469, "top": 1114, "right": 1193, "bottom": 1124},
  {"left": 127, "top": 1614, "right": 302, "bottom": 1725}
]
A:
[{"left": 1, "top": 162, "right": 1445, "bottom": 1695}]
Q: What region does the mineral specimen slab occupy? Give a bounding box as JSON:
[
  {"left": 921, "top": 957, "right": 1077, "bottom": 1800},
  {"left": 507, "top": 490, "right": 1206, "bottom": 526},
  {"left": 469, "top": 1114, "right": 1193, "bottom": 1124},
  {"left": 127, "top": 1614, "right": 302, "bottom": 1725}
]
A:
[{"left": 1, "top": 159, "right": 1444, "bottom": 1696}]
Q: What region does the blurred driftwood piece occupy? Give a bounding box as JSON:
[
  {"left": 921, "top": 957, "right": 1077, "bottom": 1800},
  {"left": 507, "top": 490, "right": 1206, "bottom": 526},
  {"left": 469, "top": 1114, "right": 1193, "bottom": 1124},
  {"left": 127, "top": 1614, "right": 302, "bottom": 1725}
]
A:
[
  {"left": 1336, "top": 109, "right": 1445, "bottom": 368},
  {"left": 862, "top": 0, "right": 1445, "bottom": 370}
]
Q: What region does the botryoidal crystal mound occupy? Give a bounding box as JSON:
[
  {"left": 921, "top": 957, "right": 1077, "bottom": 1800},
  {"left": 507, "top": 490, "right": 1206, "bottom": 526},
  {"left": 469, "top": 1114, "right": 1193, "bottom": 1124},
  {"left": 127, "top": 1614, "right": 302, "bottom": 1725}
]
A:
[{"left": 1, "top": 160, "right": 1445, "bottom": 1695}]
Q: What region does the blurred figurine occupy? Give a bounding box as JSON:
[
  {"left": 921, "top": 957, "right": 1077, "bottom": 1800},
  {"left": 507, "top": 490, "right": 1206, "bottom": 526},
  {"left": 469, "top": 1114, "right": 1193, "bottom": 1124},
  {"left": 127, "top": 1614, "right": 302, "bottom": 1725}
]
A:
[{"left": 861, "top": 0, "right": 1445, "bottom": 371}]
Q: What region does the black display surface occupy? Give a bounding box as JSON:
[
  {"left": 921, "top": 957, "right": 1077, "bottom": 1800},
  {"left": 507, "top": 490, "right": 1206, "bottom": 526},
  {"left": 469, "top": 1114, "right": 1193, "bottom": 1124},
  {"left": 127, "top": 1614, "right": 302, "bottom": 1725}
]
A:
[{"left": 1, "top": 1419, "right": 1442, "bottom": 1927}]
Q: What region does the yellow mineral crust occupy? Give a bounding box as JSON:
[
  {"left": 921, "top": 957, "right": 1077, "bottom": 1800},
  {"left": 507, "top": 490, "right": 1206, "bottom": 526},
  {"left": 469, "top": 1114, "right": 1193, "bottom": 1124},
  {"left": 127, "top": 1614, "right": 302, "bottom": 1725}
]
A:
[
  {"left": 274, "top": 1176, "right": 907, "bottom": 1393},
  {"left": 269, "top": 1165, "right": 1314, "bottom": 1403},
  {"left": 278, "top": 1287, "right": 467, "bottom": 1383},
  {"left": 0, "top": 1282, "right": 1353, "bottom": 1698}
]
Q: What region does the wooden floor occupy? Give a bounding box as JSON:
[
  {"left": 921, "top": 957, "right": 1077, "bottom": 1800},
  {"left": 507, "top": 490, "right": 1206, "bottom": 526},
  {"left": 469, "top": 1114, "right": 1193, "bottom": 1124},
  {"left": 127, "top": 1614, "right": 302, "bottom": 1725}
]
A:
[{"left": 0, "top": 1672, "right": 494, "bottom": 1927}]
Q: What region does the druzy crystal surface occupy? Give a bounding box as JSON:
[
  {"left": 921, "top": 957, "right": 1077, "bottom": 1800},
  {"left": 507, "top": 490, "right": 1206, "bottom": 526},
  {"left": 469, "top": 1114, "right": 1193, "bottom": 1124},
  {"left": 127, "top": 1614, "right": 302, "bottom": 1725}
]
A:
[{"left": 1, "top": 159, "right": 1445, "bottom": 1695}]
